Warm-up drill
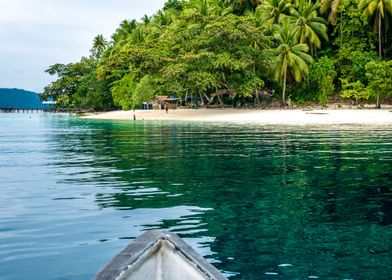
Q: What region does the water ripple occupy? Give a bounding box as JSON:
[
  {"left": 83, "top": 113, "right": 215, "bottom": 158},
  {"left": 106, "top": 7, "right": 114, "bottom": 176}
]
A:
[{"left": 0, "top": 114, "right": 391, "bottom": 279}]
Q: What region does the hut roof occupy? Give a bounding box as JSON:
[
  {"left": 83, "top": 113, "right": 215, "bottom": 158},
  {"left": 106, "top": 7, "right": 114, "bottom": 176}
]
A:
[{"left": 156, "top": 96, "right": 180, "bottom": 102}]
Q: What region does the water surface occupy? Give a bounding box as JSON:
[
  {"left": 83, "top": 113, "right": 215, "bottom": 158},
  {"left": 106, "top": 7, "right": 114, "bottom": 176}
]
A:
[{"left": 0, "top": 113, "right": 391, "bottom": 279}]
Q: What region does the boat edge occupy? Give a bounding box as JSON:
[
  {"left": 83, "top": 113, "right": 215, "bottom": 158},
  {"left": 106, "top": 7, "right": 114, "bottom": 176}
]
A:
[{"left": 93, "top": 230, "right": 227, "bottom": 280}]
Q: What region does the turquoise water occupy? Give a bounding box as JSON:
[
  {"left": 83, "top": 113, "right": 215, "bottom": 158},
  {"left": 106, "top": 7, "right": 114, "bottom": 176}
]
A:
[{"left": 0, "top": 113, "right": 391, "bottom": 280}]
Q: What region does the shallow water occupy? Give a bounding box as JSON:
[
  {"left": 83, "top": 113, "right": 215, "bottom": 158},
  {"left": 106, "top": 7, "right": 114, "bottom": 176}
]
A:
[{"left": 0, "top": 113, "right": 391, "bottom": 280}]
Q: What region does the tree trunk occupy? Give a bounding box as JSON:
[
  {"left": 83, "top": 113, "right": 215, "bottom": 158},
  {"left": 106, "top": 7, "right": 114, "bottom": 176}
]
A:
[
  {"left": 199, "top": 93, "right": 204, "bottom": 105},
  {"left": 376, "top": 93, "right": 380, "bottom": 109},
  {"left": 282, "top": 65, "right": 287, "bottom": 105},
  {"left": 376, "top": 11, "right": 382, "bottom": 108},
  {"left": 203, "top": 93, "right": 211, "bottom": 104},
  {"left": 340, "top": 11, "right": 343, "bottom": 47},
  {"left": 378, "top": 11, "right": 382, "bottom": 58},
  {"left": 253, "top": 63, "right": 259, "bottom": 107},
  {"left": 217, "top": 94, "right": 224, "bottom": 106}
]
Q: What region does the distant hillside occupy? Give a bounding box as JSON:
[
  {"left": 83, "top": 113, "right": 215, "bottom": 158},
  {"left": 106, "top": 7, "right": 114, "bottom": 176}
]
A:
[{"left": 0, "top": 88, "right": 45, "bottom": 109}]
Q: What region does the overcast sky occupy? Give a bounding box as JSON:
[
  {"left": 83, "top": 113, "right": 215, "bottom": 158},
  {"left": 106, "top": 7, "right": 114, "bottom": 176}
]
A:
[{"left": 0, "top": 0, "right": 165, "bottom": 92}]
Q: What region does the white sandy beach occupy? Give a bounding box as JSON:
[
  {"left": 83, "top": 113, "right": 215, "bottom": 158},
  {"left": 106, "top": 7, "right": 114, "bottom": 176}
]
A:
[{"left": 83, "top": 109, "right": 392, "bottom": 125}]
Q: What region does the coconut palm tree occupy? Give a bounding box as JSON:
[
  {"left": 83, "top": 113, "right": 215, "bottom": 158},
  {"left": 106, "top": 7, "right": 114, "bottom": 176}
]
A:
[
  {"left": 359, "top": 0, "right": 392, "bottom": 58},
  {"left": 189, "top": 0, "right": 232, "bottom": 16},
  {"left": 223, "top": 0, "right": 261, "bottom": 13},
  {"left": 269, "top": 20, "right": 313, "bottom": 104},
  {"left": 91, "top": 35, "right": 108, "bottom": 58},
  {"left": 141, "top": 15, "right": 152, "bottom": 26},
  {"left": 290, "top": 0, "right": 328, "bottom": 51},
  {"left": 359, "top": 0, "right": 392, "bottom": 107},
  {"left": 112, "top": 20, "right": 138, "bottom": 43},
  {"left": 320, "top": 0, "right": 344, "bottom": 47},
  {"left": 320, "top": 0, "right": 343, "bottom": 22},
  {"left": 148, "top": 9, "right": 175, "bottom": 39},
  {"left": 255, "top": 0, "right": 291, "bottom": 24}
]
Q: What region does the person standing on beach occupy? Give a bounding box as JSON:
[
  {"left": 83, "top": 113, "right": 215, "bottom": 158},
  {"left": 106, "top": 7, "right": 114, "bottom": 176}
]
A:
[{"left": 165, "top": 103, "right": 169, "bottom": 114}]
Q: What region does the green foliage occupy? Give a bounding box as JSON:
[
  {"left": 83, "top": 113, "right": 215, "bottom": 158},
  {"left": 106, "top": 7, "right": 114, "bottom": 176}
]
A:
[
  {"left": 340, "top": 78, "right": 370, "bottom": 104},
  {"left": 269, "top": 20, "right": 314, "bottom": 103},
  {"left": 43, "top": 58, "right": 95, "bottom": 107},
  {"left": 91, "top": 35, "right": 108, "bottom": 59},
  {"left": 134, "top": 75, "right": 157, "bottom": 105},
  {"left": 163, "top": 0, "right": 184, "bottom": 11},
  {"left": 256, "top": 0, "right": 291, "bottom": 24},
  {"left": 43, "top": 0, "right": 392, "bottom": 109},
  {"left": 350, "top": 51, "right": 380, "bottom": 83},
  {"left": 290, "top": 0, "right": 328, "bottom": 50},
  {"left": 320, "top": 0, "right": 344, "bottom": 22},
  {"left": 73, "top": 70, "right": 114, "bottom": 110},
  {"left": 365, "top": 60, "right": 392, "bottom": 98},
  {"left": 358, "top": 0, "right": 392, "bottom": 57},
  {"left": 111, "top": 73, "right": 137, "bottom": 110},
  {"left": 43, "top": 56, "right": 113, "bottom": 110},
  {"left": 309, "top": 56, "right": 337, "bottom": 103}
]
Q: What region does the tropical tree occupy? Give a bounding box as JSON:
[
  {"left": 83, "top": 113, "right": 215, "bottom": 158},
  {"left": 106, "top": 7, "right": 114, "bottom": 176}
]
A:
[
  {"left": 43, "top": 0, "right": 392, "bottom": 110},
  {"left": 340, "top": 78, "right": 370, "bottom": 105},
  {"left": 91, "top": 35, "right": 108, "bottom": 58},
  {"left": 112, "top": 20, "right": 138, "bottom": 43},
  {"left": 163, "top": 0, "right": 185, "bottom": 11},
  {"left": 147, "top": 9, "right": 175, "bottom": 39},
  {"left": 309, "top": 56, "right": 337, "bottom": 103},
  {"left": 224, "top": 0, "right": 261, "bottom": 14},
  {"left": 320, "top": 0, "right": 344, "bottom": 22},
  {"left": 269, "top": 21, "right": 313, "bottom": 104},
  {"left": 359, "top": 0, "right": 392, "bottom": 58},
  {"left": 290, "top": 0, "right": 328, "bottom": 51},
  {"left": 256, "top": 0, "right": 291, "bottom": 24},
  {"left": 185, "top": 0, "right": 233, "bottom": 16},
  {"left": 365, "top": 60, "right": 392, "bottom": 107}
]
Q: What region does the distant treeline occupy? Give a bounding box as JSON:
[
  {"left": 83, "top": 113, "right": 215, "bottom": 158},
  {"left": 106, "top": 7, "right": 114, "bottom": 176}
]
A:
[
  {"left": 0, "top": 88, "right": 45, "bottom": 109},
  {"left": 43, "top": 0, "right": 392, "bottom": 110}
]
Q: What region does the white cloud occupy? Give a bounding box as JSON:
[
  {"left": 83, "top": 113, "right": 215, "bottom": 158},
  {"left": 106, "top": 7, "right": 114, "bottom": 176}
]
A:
[{"left": 0, "top": 0, "right": 165, "bottom": 92}]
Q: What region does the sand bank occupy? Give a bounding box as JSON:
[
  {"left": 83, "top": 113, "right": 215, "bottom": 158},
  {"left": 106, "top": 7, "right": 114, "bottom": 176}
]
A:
[{"left": 82, "top": 109, "right": 392, "bottom": 125}]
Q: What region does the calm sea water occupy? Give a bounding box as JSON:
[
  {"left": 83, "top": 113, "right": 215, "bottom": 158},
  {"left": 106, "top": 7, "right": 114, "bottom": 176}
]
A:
[{"left": 0, "top": 113, "right": 391, "bottom": 280}]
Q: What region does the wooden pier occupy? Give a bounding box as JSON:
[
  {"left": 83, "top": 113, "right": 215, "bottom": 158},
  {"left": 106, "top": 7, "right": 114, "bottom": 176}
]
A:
[
  {"left": 0, "top": 108, "right": 94, "bottom": 114},
  {"left": 0, "top": 108, "right": 49, "bottom": 113}
]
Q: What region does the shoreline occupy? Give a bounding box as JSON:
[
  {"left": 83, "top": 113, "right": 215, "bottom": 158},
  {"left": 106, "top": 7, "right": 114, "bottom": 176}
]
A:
[{"left": 82, "top": 108, "right": 392, "bottom": 125}]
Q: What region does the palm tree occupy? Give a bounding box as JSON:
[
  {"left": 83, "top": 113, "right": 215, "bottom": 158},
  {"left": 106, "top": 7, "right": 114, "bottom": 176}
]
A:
[
  {"left": 148, "top": 10, "right": 174, "bottom": 39},
  {"left": 141, "top": 15, "right": 151, "bottom": 26},
  {"left": 255, "top": 0, "right": 291, "bottom": 24},
  {"left": 91, "top": 35, "right": 108, "bottom": 58},
  {"left": 112, "top": 20, "right": 137, "bottom": 43},
  {"left": 269, "top": 21, "right": 313, "bottom": 104},
  {"left": 359, "top": 0, "right": 392, "bottom": 58},
  {"left": 359, "top": 0, "right": 392, "bottom": 107},
  {"left": 290, "top": 0, "right": 328, "bottom": 51},
  {"left": 189, "top": 0, "right": 232, "bottom": 16},
  {"left": 223, "top": 0, "right": 261, "bottom": 13},
  {"left": 320, "top": 0, "right": 343, "bottom": 22},
  {"left": 320, "top": 0, "right": 344, "bottom": 47}
]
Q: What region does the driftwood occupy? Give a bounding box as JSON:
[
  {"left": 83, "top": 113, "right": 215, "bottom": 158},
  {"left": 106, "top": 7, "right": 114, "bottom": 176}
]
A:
[
  {"left": 204, "top": 89, "right": 236, "bottom": 105},
  {"left": 199, "top": 88, "right": 273, "bottom": 106}
]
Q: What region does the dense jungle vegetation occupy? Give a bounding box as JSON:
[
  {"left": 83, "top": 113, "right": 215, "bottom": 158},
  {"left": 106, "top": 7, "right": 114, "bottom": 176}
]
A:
[{"left": 42, "top": 0, "right": 392, "bottom": 110}]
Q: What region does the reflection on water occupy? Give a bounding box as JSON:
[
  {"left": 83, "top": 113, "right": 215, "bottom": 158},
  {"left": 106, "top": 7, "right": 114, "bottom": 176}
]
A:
[{"left": 0, "top": 113, "right": 391, "bottom": 280}]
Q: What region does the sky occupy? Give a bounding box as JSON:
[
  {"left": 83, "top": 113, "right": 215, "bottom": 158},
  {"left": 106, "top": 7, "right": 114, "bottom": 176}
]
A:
[{"left": 0, "top": 0, "right": 165, "bottom": 92}]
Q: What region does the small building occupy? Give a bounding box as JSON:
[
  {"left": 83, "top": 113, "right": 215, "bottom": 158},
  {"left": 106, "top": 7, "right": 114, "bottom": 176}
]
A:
[
  {"left": 42, "top": 100, "right": 57, "bottom": 106},
  {"left": 156, "top": 96, "right": 181, "bottom": 109}
]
